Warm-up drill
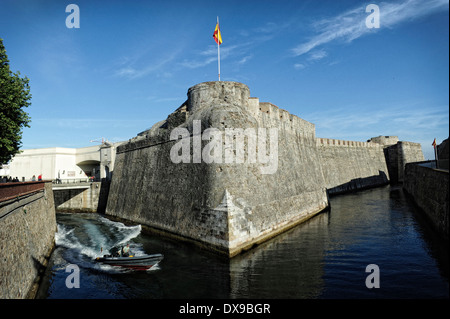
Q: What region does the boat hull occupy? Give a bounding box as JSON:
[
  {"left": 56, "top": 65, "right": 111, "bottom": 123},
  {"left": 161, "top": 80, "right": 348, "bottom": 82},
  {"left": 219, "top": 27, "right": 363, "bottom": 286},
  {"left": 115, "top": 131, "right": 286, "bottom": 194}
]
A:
[{"left": 95, "top": 253, "right": 164, "bottom": 270}]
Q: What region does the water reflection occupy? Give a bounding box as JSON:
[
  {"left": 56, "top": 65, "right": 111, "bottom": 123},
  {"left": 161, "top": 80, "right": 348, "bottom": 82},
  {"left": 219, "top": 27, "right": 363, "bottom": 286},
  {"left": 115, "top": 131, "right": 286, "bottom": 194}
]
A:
[
  {"left": 229, "top": 212, "right": 329, "bottom": 298},
  {"left": 38, "top": 186, "right": 448, "bottom": 299}
]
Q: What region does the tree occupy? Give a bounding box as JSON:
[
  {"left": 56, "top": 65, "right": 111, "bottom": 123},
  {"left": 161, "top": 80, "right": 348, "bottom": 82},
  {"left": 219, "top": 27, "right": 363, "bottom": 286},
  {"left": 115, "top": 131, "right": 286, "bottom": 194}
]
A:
[{"left": 0, "top": 38, "right": 31, "bottom": 165}]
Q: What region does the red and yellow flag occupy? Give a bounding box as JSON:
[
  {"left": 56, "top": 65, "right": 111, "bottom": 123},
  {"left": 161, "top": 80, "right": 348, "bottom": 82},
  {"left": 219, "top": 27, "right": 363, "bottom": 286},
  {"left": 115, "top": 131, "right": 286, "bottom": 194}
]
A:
[
  {"left": 432, "top": 138, "right": 437, "bottom": 148},
  {"left": 213, "top": 22, "right": 222, "bottom": 45}
]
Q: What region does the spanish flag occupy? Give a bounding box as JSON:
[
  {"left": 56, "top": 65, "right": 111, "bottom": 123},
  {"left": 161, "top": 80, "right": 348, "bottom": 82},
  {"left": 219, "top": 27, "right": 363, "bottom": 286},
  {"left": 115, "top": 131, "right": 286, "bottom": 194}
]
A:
[
  {"left": 213, "top": 21, "right": 222, "bottom": 45},
  {"left": 432, "top": 138, "right": 437, "bottom": 148}
]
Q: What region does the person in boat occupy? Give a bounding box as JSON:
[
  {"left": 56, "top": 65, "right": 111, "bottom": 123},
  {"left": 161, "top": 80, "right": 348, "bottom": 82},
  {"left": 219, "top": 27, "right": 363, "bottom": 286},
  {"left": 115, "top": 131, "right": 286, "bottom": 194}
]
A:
[
  {"left": 105, "top": 244, "right": 130, "bottom": 257},
  {"left": 121, "top": 244, "right": 130, "bottom": 257},
  {"left": 113, "top": 244, "right": 131, "bottom": 257}
]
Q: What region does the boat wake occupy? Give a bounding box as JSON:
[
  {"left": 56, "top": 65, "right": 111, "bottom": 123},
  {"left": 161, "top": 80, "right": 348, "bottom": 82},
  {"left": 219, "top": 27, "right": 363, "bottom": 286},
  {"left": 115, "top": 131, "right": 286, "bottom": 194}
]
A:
[{"left": 55, "top": 214, "right": 146, "bottom": 273}]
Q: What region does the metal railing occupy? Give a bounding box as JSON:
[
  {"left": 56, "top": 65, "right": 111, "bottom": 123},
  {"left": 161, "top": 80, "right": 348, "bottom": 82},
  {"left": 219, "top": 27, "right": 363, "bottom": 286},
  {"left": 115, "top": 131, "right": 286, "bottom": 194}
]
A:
[
  {"left": 52, "top": 177, "right": 102, "bottom": 184},
  {"left": 0, "top": 181, "right": 46, "bottom": 203}
]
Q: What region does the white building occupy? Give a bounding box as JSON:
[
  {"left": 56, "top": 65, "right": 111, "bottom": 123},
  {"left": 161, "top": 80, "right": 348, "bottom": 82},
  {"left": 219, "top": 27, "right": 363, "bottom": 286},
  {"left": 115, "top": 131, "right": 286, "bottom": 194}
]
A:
[
  {"left": 0, "top": 164, "right": 9, "bottom": 177},
  {"left": 8, "top": 141, "right": 122, "bottom": 182}
]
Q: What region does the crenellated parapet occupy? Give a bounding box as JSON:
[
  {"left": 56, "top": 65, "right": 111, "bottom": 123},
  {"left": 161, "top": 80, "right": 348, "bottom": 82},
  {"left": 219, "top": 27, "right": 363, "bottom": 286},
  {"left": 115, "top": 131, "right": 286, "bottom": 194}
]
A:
[
  {"left": 317, "top": 137, "right": 383, "bottom": 148},
  {"left": 118, "top": 81, "right": 317, "bottom": 155},
  {"left": 251, "top": 99, "right": 316, "bottom": 138}
]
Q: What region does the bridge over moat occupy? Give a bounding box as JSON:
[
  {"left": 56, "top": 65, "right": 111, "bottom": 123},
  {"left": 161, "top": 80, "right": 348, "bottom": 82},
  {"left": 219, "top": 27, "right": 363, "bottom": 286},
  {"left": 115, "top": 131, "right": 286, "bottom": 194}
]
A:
[{"left": 52, "top": 181, "right": 110, "bottom": 213}]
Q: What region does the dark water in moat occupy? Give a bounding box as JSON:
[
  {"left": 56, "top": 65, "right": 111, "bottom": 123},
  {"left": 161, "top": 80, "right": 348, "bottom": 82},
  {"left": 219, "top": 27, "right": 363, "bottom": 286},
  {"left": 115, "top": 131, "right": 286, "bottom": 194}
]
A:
[{"left": 37, "top": 185, "right": 449, "bottom": 299}]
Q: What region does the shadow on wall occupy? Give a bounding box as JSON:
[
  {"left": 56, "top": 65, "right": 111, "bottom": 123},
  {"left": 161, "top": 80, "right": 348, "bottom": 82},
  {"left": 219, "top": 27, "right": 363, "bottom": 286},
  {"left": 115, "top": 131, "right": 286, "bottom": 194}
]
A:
[
  {"left": 53, "top": 188, "right": 85, "bottom": 209},
  {"left": 27, "top": 255, "right": 52, "bottom": 299},
  {"left": 327, "top": 171, "right": 389, "bottom": 196},
  {"left": 53, "top": 180, "right": 111, "bottom": 213},
  {"left": 97, "top": 180, "right": 110, "bottom": 214}
]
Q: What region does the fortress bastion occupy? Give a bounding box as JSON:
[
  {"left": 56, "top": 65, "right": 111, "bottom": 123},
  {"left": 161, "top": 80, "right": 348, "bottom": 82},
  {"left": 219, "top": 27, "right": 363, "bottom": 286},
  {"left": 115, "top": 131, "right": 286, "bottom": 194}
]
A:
[{"left": 106, "top": 81, "right": 424, "bottom": 257}]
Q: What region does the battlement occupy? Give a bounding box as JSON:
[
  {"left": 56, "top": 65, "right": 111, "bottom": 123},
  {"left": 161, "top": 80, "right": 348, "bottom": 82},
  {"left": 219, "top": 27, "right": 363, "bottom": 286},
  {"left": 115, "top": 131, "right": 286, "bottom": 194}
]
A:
[
  {"left": 127, "top": 81, "right": 316, "bottom": 148},
  {"left": 317, "top": 137, "right": 382, "bottom": 148},
  {"left": 248, "top": 97, "right": 315, "bottom": 138},
  {"left": 187, "top": 81, "right": 316, "bottom": 138}
]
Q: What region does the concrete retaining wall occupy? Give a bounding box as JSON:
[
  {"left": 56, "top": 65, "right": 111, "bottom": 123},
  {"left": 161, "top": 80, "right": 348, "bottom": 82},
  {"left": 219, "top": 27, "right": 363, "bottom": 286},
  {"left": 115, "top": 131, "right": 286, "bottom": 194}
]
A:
[
  {"left": 53, "top": 182, "right": 108, "bottom": 212},
  {"left": 0, "top": 182, "right": 56, "bottom": 299},
  {"left": 403, "top": 163, "right": 449, "bottom": 242}
]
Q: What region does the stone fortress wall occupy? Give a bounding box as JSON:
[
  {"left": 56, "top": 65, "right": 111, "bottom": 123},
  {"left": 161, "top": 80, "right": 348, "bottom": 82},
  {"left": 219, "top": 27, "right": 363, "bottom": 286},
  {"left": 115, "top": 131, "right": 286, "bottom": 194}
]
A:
[
  {"left": 0, "top": 182, "right": 56, "bottom": 298},
  {"left": 106, "top": 81, "right": 424, "bottom": 257},
  {"left": 367, "top": 135, "right": 424, "bottom": 184},
  {"left": 316, "top": 137, "right": 389, "bottom": 195}
]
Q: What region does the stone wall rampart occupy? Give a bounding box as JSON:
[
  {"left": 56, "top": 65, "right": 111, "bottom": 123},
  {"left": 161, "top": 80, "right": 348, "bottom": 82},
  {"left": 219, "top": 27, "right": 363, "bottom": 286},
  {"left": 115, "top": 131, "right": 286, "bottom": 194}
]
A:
[
  {"left": 254, "top": 101, "right": 316, "bottom": 138},
  {"left": 317, "top": 137, "right": 382, "bottom": 148},
  {"left": 106, "top": 81, "right": 328, "bottom": 256},
  {"left": 0, "top": 182, "right": 56, "bottom": 298},
  {"left": 317, "top": 138, "right": 389, "bottom": 195},
  {"left": 403, "top": 163, "right": 448, "bottom": 242},
  {"left": 117, "top": 89, "right": 317, "bottom": 156},
  {"left": 105, "top": 81, "right": 424, "bottom": 257},
  {"left": 393, "top": 141, "right": 424, "bottom": 183}
]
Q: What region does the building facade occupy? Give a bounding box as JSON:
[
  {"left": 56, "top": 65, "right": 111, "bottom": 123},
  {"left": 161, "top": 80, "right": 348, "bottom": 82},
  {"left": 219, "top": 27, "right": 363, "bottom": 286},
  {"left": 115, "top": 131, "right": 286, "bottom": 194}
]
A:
[{"left": 8, "top": 141, "right": 122, "bottom": 182}]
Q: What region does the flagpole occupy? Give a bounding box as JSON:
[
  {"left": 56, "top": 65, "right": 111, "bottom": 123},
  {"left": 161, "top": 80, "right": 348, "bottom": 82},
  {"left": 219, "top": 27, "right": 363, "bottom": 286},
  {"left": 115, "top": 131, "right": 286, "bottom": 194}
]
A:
[{"left": 217, "top": 16, "right": 221, "bottom": 81}]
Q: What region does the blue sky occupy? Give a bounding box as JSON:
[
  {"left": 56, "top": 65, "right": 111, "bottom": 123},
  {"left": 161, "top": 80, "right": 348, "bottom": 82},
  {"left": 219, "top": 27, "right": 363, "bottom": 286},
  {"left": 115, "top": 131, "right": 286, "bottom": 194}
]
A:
[{"left": 1, "top": 0, "right": 448, "bottom": 160}]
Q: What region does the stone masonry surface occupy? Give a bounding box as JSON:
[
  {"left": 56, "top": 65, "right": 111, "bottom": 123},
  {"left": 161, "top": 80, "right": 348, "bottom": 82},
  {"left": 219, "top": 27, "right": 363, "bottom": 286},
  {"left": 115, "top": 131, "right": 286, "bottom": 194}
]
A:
[
  {"left": 106, "top": 81, "right": 424, "bottom": 257},
  {"left": 0, "top": 182, "right": 56, "bottom": 298},
  {"left": 53, "top": 182, "right": 105, "bottom": 213},
  {"left": 403, "top": 163, "right": 449, "bottom": 242}
]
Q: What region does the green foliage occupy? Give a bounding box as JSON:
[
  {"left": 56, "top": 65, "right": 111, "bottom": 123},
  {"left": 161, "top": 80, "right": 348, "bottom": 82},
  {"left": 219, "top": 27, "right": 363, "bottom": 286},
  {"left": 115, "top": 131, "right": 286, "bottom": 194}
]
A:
[{"left": 0, "top": 38, "right": 31, "bottom": 165}]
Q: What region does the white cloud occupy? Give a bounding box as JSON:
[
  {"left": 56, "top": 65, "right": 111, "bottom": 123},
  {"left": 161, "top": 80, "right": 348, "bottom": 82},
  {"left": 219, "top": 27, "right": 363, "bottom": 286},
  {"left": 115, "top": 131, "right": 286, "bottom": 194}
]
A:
[
  {"left": 254, "top": 22, "right": 281, "bottom": 34},
  {"left": 181, "top": 20, "right": 294, "bottom": 70},
  {"left": 115, "top": 50, "right": 180, "bottom": 80},
  {"left": 304, "top": 103, "right": 449, "bottom": 152},
  {"left": 238, "top": 55, "right": 253, "bottom": 65},
  {"left": 179, "top": 44, "right": 239, "bottom": 69},
  {"left": 147, "top": 96, "right": 182, "bottom": 103},
  {"left": 179, "top": 56, "right": 217, "bottom": 69},
  {"left": 242, "top": 21, "right": 294, "bottom": 38},
  {"left": 294, "top": 63, "right": 306, "bottom": 70},
  {"left": 291, "top": 0, "right": 449, "bottom": 57},
  {"left": 308, "top": 49, "right": 328, "bottom": 61},
  {"left": 115, "top": 67, "right": 137, "bottom": 77},
  {"left": 113, "top": 42, "right": 183, "bottom": 80},
  {"left": 293, "top": 49, "right": 328, "bottom": 70}
]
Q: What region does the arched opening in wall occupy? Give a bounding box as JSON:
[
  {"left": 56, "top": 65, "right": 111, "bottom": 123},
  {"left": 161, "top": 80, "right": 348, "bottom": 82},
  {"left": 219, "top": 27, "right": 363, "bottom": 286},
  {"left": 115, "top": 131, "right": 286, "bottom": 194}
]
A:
[{"left": 77, "top": 160, "right": 100, "bottom": 180}]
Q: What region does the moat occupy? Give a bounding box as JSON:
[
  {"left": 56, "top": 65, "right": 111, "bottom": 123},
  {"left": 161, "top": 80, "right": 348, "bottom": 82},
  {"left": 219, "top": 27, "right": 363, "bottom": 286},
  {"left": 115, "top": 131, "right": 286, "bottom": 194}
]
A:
[{"left": 37, "top": 185, "right": 448, "bottom": 299}]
